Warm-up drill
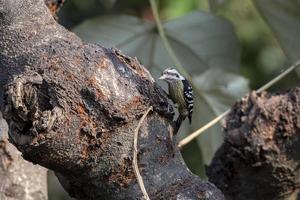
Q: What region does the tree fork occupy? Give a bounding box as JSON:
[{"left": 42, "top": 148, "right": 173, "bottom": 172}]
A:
[{"left": 0, "top": 0, "right": 224, "bottom": 199}]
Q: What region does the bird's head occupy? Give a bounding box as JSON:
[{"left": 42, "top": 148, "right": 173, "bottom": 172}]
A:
[{"left": 159, "top": 68, "right": 185, "bottom": 83}]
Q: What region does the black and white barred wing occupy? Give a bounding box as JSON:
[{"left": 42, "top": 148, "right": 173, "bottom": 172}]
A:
[{"left": 183, "top": 80, "right": 193, "bottom": 123}]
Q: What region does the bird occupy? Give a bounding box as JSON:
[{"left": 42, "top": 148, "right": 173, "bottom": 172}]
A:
[{"left": 159, "top": 68, "right": 193, "bottom": 131}]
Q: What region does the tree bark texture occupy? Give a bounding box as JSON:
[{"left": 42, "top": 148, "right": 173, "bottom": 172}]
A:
[
  {"left": 0, "top": 112, "right": 48, "bottom": 200},
  {"left": 0, "top": 0, "right": 224, "bottom": 199},
  {"left": 207, "top": 89, "right": 300, "bottom": 200},
  {"left": 44, "top": 0, "right": 65, "bottom": 16}
]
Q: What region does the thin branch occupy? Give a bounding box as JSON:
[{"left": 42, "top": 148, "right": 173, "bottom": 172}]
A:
[
  {"left": 178, "top": 60, "right": 300, "bottom": 148},
  {"left": 150, "top": 0, "right": 300, "bottom": 148},
  {"left": 149, "top": 0, "right": 220, "bottom": 123},
  {"left": 149, "top": 0, "right": 187, "bottom": 77},
  {"left": 256, "top": 60, "right": 300, "bottom": 92},
  {"left": 133, "top": 106, "right": 153, "bottom": 200},
  {"left": 178, "top": 110, "right": 230, "bottom": 148}
]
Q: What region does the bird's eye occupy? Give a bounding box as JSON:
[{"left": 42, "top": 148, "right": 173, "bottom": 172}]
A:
[{"left": 176, "top": 74, "right": 179, "bottom": 78}]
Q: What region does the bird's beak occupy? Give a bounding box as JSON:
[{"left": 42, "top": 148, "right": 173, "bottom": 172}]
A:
[{"left": 159, "top": 74, "right": 166, "bottom": 80}]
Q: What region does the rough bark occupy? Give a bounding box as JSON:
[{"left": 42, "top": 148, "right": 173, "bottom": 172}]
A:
[
  {"left": 44, "top": 0, "right": 65, "bottom": 15},
  {"left": 207, "top": 89, "right": 300, "bottom": 200},
  {"left": 0, "top": 112, "right": 48, "bottom": 200},
  {"left": 0, "top": 2, "right": 60, "bottom": 199},
  {"left": 0, "top": 0, "right": 224, "bottom": 199}
]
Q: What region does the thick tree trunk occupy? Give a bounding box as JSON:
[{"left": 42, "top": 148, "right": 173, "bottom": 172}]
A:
[
  {"left": 207, "top": 89, "right": 300, "bottom": 200},
  {"left": 0, "top": 0, "right": 224, "bottom": 199},
  {"left": 0, "top": 112, "right": 48, "bottom": 200}
]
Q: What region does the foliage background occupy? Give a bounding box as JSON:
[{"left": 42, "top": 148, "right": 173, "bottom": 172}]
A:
[{"left": 48, "top": 0, "right": 299, "bottom": 199}]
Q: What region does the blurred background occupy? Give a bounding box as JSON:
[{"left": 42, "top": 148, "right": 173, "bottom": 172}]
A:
[{"left": 48, "top": 0, "right": 299, "bottom": 199}]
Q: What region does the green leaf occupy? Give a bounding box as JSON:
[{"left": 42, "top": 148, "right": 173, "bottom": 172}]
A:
[
  {"left": 164, "top": 12, "right": 240, "bottom": 73},
  {"left": 73, "top": 15, "right": 153, "bottom": 48},
  {"left": 209, "top": 0, "right": 230, "bottom": 12},
  {"left": 194, "top": 68, "right": 248, "bottom": 114},
  {"left": 98, "top": 0, "right": 117, "bottom": 9},
  {"left": 73, "top": 11, "right": 241, "bottom": 77},
  {"left": 255, "top": 0, "right": 300, "bottom": 74},
  {"left": 179, "top": 98, "right": 223, "bottom": 166},
  {"left": 180, "top": 68, "right": 249, "bottom": 164},
  {"left": 73, "top": 12, "right": 245, "bottom": 167}
]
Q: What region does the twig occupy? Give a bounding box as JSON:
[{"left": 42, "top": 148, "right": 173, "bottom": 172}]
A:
[
  {"left": 178, "top": 110, "right": 230, "bottom": 148},
  {"left": 178, "top": 60, "right": 300, "bottom": 148},
  {"left": 149, "top": 0, "right": 219, "bottom": 126},
  {"left": 133, "top": 106, "right": 153, "bottom": 200},
  {"left": 150, "top": 0, "right": 300, "bottom": 148},
  {"left": 149, "top": 0, "right": 187, "bottom": 77},
  {"left": 256, "top": 60, "right": 300, "bottom": 93}
]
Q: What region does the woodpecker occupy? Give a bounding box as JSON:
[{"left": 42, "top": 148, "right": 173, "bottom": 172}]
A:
[{"left": 159, "top": 68, "right": 193, "bottom": 130}]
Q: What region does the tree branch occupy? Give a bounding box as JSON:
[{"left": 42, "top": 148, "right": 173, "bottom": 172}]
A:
[
  {"left": 179, "top": 60, "right": 300, "bottom": 148},
  {"left": 0, "top": 0, "right": 224, "bottom": 199},
  {"left": 0, "top": 112, "right": 47, "bottom": 200},
  {"left": 207, "top": 88, "right": 300, "bottom": 200}
]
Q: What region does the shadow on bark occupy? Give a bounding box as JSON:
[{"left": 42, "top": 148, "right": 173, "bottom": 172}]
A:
[{"left": 0, "top": 0, "right": 224, "bottom": 199}]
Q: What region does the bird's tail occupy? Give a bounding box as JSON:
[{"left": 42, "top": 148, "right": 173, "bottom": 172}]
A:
[{"left": 188, "top": 115, "right": 192, "bottom": 124}]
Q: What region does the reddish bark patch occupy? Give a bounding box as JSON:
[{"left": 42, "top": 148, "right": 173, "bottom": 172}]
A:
[
  {"left": 105, "top": 157, "right": 135, "bottom": 187},
  {"left": 121, "top": 96, "right": 143, "bottom": 115},
  {"left": 98, "top": 57, "right": 110, "bottom": 69},
  {"left": 45, "top": 0, "right": 65, "bottom": 15},
  {"left": 87, "top": 76, "right": 109, "bottom": 101}
]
